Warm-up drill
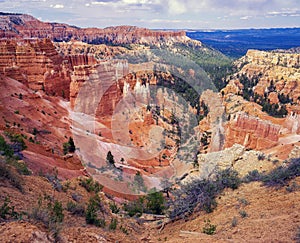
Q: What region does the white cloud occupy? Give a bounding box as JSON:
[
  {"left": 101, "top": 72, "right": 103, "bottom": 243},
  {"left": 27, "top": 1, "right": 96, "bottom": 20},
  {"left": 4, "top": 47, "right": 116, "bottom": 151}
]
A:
[
  {"left": 91, "top": 1, "right": 109, "bottom": 5},
  {"left": 267, "top": 8, "right": 300, "bottom": 17},
  {"left": 51, "top": 4, "right": 64, "bottom": 9},
  {"left": 167, "top": 0, "right": 186, "bottom": 15},
  {"left": 240, "top": 16, "right": 251, "bottom": 20},
  {"left": 0, "top": 0, "right": 299, "bottom": 29}
]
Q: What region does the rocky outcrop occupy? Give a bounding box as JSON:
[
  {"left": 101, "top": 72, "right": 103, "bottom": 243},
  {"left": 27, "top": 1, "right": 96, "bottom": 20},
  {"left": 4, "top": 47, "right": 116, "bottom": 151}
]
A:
[
  {"left": 242, "top": 49, "right": 300, "bottom": 68},
  {"left": 70, "top": 62, "right": 163, "bottom": 116},
  {"left": 0, "top": 13, "right": 192, "bottom": 46},
  {"left": 68, "top": 54, "right": 98, "bottom": 68},
  {"left": 284, "top": 113, "right": 300, "bottom": 134},
  {"left": 189, "top": 144, "right": 278, "bottom": 182},
  {"left": 55, "top": 41, "right": 128, "bottom": 60},
  {"left": 225, "top": 113, "right": 280, "bottom": 150},
  {"left": 231, "top": 49, "right": 300, "bottom": 105},
  {"left": 70, "top": 60, "right": 129, "bottom": 116},
  {"left": 0, "top": 38, "right": 71, "bottom": 97},
  {"left": 0, "top": 38, "right": 110, "bottom": 98}
]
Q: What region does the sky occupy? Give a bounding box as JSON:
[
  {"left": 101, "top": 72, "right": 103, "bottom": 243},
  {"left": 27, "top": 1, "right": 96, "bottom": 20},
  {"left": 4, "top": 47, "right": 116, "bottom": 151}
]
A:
[{"left": 1, "top": 0, "right": 300, "bottom": 29}]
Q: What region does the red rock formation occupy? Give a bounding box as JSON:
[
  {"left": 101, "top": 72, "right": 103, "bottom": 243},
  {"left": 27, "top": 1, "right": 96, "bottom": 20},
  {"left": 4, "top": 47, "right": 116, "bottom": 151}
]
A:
[
  {"left": 0, "top": 13, "right": 189, "bottom": 46},
  {"left": 70, "top": 60, "right": 129, "bottom": 116},
  {"left": 68, "top": 54, "right": 98, "bottom": 68},
  {"left": 70, "top": 63, "right": 162, "bottom": 117},
  {"left": 0, "top": 38, "right": 71, "bottom": 97},
  {"left": 0, "top": 38, "right": 105, "bottom": 99},
  {"left": 225, "top": 113, "right": 280, "bottom": 150}
]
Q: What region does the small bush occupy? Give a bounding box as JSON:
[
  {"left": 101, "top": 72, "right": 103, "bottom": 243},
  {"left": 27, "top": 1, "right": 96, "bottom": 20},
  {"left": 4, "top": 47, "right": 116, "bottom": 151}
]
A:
[
  {"left": 257, "top": 154, "right": 265, "bottom": 161},
  {"left": 216, "top": 168, "right": 241, "bottom": 190},
  {"left": 123, "top": 190, "right": 165, "bottom": 217},
  {"left": 109, "top": 218, "right": 117, "bottom": 230},
  {"left": 120, "top": 225, "right": 129, "bottom": 235},
  {"left": 231, "top": 216, "right": 238, "bottom": 227},
  {"left": 0, "top": 135, "right": 14, "bottom": 157},
  {"left": 0, "top": 161, "right": 23, "bottom": 192},
  {"left": 145, "top": 191, "right": 165, "bottom": 215},
  {"left": 0, "top": 197, "right": 20, "bottom": 220},
  {"left": 63, "top": 137, "right": 75, "bottom": 155},
  {"left": 286, "top": 182, "right": 299, "bottom": 192},
  {"left": 243, "top": 169, "right": 262, "bottom": 183},
  {"left": 238, "top": 198, "right": 249, "bottom": 206},
  {"left": 168, "top": 168, "right": 241, "bottom": 219},
  {"left": 239, "top": 210, "right": 248, "bottom": 218},
  {"left": 6, "top": 158, "right": 31, "bottom": 175},
  {"left": 66, "top": 201, "right": 85, "bottom": 216},
  {"left": 49, "top": 200, "right": 64, "bottom": 224},
  {"left": 5, "top": 132, "right": 27, "bottom": 151},
  {"left": 71, "top": 193, "right": 82, "bottom": 202},
  {"left": 123, "top": 197, "right": 144, "bottom": 217},
  {"left": 79, "top": 177, "right": 103, "bottom": 193},
  {"left": 109, "top": 202, "right": 120, "bottom": 214},
  {"left": 30, "top": 196, "right": 64, "bottom": 242},
  {"left": 295, "top": 227, "right": 300, "bottom": 242},
  {"left": 32, "top": 128, "right": 39, "bottom": 135},
  {"left": 85, "top": 194, "right": 105, "bottom": 227},
  {"left": 202, "top": 219, "right": 216, "bottom": 235}
]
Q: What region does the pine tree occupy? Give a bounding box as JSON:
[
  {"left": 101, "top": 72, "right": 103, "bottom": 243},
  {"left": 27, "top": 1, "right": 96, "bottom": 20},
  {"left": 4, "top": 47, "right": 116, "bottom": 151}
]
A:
[{"left": 106, "top": 151, "right": 115, "bottom": 166}]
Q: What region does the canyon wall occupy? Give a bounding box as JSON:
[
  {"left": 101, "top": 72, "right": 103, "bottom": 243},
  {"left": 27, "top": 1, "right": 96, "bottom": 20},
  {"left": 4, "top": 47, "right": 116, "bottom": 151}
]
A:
[
  {"left": 0, "top": 13, "right": 190, "bottom": 46},
  {"left": 0, "top": 38, "right": 103, "bottom": 99},
  {"left": 0, "top": 38, "right": 71, "bottom": 97},
  {"left": 70, "top": 60, "right": 129, "bottom": 116},
  {"left": 70, "top": 61, "right": 161, "bottom": 117},
  {"left": 225, "top": 113, "right": 280, "bottom": 150}
]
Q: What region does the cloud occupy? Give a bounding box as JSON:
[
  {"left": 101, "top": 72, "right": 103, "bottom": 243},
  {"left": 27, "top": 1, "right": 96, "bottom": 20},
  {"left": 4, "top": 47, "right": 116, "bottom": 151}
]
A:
[
  {"left": 167, "top": 0, "right": 186, "bottom": 14},
  {"left": 240, "top": 15, "right": 251, "bottom": 20},
  {"left": 0, "top": 0, "right": 299, "bottom": 29},
  {"left": 51, "top": 4, "right": 64, "bottom": 9},
  {"left": 267, "top": 8, "right": 300, "bottom": 17}
]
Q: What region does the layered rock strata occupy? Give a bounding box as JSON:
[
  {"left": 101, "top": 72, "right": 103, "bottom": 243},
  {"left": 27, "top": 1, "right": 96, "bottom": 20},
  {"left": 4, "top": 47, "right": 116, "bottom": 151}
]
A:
[{"left": 225, "top": 113, "right": 280, "bottom": 150}]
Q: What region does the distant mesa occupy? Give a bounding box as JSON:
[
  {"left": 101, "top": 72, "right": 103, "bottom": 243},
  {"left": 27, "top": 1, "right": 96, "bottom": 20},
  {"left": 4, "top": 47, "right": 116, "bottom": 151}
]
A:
[{"left": 0, "top": 12, "right": 188, "bottom": 45}]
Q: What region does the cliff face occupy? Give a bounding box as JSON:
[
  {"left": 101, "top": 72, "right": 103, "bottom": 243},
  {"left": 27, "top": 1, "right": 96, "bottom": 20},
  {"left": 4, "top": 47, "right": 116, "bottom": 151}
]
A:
[
  {"left": 55, "top": 41, "right": 128, "bottom": 60},
  {"left": 0, "top": 38, "right": 71, "bottom": 97},
  {"left": 70, "top": 61, "right": 161, "bottom": 116},
  {"left": 70, "top": 60, "right": 129, "bottom": 116},
  {"left": 0, "top": 38, "right": 105, "bottom": 98},
  {"left": 0, "top": 13, "right": 190, "bottom": 46},
  {"left": 225, "top": 113, "right": 280, "bottom": 150}
]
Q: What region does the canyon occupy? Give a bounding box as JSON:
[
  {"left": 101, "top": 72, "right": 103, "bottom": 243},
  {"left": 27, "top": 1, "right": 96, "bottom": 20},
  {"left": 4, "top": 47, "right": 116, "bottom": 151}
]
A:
[{"left": 0, "top": 12, "right": 300, "bottom": 243}]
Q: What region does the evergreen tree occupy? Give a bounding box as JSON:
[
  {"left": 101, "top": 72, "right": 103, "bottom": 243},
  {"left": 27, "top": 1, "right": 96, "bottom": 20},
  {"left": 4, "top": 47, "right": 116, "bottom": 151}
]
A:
[{"left": 106, "top": 151, "right": 115, "bottom": 166}]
